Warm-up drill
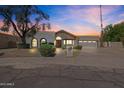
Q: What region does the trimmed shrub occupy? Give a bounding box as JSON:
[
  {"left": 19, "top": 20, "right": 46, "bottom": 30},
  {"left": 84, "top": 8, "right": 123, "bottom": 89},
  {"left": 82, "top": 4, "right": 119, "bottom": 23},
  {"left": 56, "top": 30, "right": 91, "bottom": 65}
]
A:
[
  {"left": 17, "top": 43, "right": 30, "bottom": 49},
  {"left": 40, "top": 44, "right": 56, "bottom": 57},
  {"left": 41, "top": 42, "right": 47, "bottom": 45},
  {"left": 62, "top": 45, "right": 66, "bottom": 49},
  {"left": 74, "top": 45, "right": 82, "bottom": 50},
  {"left": 48, "top": 42, "right": 54, "bottom": 45}
]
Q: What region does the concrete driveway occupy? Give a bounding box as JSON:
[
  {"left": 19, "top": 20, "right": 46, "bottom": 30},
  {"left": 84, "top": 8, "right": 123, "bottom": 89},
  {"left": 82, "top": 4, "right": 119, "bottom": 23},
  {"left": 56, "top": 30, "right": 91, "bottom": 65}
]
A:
[
  {"left": 0, "top": 47, "right": 124, "bottom": 69},
  {"left": 0, "top": 47, "right": 124, "bottom": 87}
]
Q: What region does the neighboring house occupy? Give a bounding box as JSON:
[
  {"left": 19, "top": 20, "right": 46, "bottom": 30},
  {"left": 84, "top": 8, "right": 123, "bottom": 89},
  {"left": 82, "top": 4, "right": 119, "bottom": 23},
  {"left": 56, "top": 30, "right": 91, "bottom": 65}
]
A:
[
  {"left": 0, "top": 32, "right": 20, "bottom": 49},
  {"left": 26, "top": 30, "right": 100, "bottom": 48}
]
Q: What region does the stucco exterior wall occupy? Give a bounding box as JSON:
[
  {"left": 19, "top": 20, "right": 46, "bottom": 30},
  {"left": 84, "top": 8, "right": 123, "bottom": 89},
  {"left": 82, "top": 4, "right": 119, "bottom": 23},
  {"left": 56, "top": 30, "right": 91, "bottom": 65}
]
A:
[
  {"left": 74, "top": 39, "right": 78, "bottom": 46},
  {"left": 26, "top": 37, "right": 32, "bottom": 48},
  {"left": 26, "top": 31, "right": 55, "bottom": 48}
]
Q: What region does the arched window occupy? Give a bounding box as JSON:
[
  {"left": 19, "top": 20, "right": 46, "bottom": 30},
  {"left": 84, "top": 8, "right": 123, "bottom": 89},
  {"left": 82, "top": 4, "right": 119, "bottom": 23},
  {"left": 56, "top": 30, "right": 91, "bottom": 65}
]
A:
[
  {"left": 32, "top": 38, "right": 38, "bottom": 48},
  {"left": 56, "top": 36, "right": 62, "bottom": 40},
  {"left": 40, "top": 38, "right": 47, "bottom": 44}
]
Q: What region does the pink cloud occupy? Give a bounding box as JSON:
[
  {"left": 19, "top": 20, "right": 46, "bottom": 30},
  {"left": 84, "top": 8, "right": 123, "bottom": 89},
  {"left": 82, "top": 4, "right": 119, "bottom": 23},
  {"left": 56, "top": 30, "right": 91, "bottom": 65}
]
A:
[
  {"left": 60, "top": 6, "right": 100, "bottom": 26},
  {"left": 0, "top": 20, "right": 13, "bottom": 35},
  {"left": 102, "top": 5, "right": 120, "bottom": 15},
  {"left": 83, "top": 6, "right": 100, "bottom": 25},
  {"left": 0, "top": 20, "right": 3, "bottom": 27},
  {"left": 61, "top": 5, "right": 121, "bottom": 27},
  {"left": 69, "top": 25, "right": 100, "bottom": 36},
  {"left": 51, "top": 23, "right": 100, "bottom": 36},
  {"left": 78, "top": 6, "right": 120, "bottom": 27},
  {"left": 51, "top": 23, "right": 64, "bottom": 32}
]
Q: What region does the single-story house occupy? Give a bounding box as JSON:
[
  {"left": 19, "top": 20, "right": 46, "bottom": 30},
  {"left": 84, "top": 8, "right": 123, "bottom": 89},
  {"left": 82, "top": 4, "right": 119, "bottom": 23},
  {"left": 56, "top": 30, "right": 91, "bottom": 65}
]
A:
[
  {"left": 26, "top": 30, "right": 100, "bottom": 48},
  {"left": 1, "top": 30, "right": 123, "bottom": 49}
]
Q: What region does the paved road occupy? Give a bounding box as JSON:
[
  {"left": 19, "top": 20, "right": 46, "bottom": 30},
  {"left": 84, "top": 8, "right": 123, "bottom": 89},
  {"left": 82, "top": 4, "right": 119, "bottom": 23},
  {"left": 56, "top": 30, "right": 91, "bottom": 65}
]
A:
[{"left": 1, "top": 64, "right": 124, "bottom": 88}]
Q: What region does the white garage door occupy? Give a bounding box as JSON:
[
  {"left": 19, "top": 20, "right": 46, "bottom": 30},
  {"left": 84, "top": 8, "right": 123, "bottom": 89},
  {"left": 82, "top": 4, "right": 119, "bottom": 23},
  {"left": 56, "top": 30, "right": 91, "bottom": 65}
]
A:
[{"left": 79, "top": 41, "right": 97, "bottom": 48}]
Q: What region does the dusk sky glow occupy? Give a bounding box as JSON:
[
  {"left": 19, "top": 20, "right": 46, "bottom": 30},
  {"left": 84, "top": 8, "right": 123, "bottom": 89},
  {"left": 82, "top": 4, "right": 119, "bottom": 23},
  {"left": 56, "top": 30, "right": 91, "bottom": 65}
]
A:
[
  {"left": 39, "top": 5, "right": 124, "bottom": 36},
  {"left": 1, "top": 5, "right": 124, "bottom": 36}
]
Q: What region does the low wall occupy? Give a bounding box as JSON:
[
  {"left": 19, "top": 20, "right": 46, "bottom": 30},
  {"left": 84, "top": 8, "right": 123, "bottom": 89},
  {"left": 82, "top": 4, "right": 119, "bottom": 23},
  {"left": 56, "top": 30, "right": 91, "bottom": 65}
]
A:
[
  {"left": 0, "top": 40, "right": 8, "bottom": 49},
  {"left": 103, "top": 42, "right": 123, "bottom": 48},
  {"left": 0, "top": 40, "right": 17, "bottom": 49},
  {"left": 111, "top": 42, "right": 123, "bottom": 48},
  {"left": 0, "top": 33, "right": 20, "bottom": 49}
]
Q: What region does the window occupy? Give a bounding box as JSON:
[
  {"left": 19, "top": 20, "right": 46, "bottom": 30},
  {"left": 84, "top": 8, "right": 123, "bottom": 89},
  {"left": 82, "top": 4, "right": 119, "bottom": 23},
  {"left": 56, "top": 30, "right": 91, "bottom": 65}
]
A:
[
  {"left": 41, "top": 38, "right": 47, "bottom": 44},
  {"left": 56, "top": 36, "right": 62, "bottom": 40},
  {"left": 92, "top": 41, "right": 96, "bottom": 43},
  {"left": 83, "top": 41, "right": 87, "bottom": 42},
  {"left": 88, "top": 41, "right": 92, "bottom": 43},
  {"left": 64, "top": 40, "right": 74, "bottom": 45},
  {"left": 67, "top": 40, "right": 72, "bottom": 45},
  {"left": 32, "top": 38, "right": 37, "bottom": 48},
  {"left": 79, "top": 41, "right": 82, "bottom": 43}
]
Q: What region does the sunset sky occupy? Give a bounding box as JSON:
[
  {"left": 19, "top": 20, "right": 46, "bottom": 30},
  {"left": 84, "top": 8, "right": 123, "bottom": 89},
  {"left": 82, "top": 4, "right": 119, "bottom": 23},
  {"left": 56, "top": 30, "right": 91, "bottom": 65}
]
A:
[
  {"left": 39, "top": 5, "right": 124, "bottom": 36},
  {"left": 0, "top": 5, "right": 124, "bottom": 36}
]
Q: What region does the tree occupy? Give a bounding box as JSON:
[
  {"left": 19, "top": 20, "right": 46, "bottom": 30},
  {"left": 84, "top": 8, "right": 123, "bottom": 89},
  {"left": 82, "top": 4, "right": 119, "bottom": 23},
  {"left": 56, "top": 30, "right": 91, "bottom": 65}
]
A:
[
  {"left": 103, "top": 24, "right": 113, "bottom": 42},
  {"left": 0, "top": 5, "right": 49, "bottom": 47},
  {"left": 103, "top": 22, "right": 124, "bottom": 42}
]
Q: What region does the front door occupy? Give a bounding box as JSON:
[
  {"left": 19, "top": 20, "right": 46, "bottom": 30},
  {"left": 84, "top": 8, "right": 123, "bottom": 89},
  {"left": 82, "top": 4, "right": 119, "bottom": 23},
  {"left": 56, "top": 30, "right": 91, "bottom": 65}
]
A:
[{"left": 56, "top": 40, "right": 62, "bottom": 48}]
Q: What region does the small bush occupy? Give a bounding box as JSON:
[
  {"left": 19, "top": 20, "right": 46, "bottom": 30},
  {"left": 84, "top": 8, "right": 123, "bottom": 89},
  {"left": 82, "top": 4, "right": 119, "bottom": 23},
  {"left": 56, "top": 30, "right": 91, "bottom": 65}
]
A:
[
  {"left": 48, "top": 42, "right": 54, "bottom": 45},
  {"left": 17, "top": 43, "right": 30, "bottom": 49},
  {"left": 74, "top": 45, "right": 82, "bottom": 50},
  {"left": 41, "top": 42, "right": 47, "bottom": 44},
  {"left": 40, "top": 44, "right": 56, "bottom": 57},
  {"left": 62, "top": 45, "right": 66, "bottom": 49}
]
